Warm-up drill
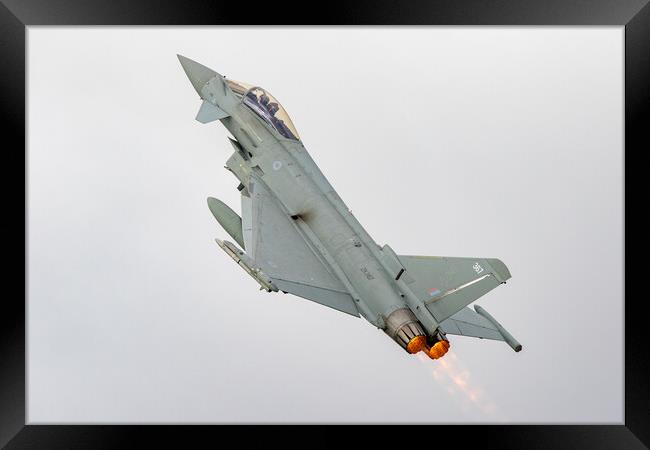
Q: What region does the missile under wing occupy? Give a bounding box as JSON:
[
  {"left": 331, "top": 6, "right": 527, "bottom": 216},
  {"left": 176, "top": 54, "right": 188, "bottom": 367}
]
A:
[{"left": 178, "top": 55, "right": 522, "bottom": 361}]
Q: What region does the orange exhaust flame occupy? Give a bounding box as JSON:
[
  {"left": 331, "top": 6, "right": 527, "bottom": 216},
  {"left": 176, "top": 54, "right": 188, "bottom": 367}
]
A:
[
  {"left": 427, "top": 340, "right": 450, "bottom": 359},
  {"left": 416, "top": 348, "right": 508, "bottom": 420},
  {"left": 406, "top": 335, "right": 427, "bottom": 354},
  {"left": 416, "top": 339, "right": 450, "bottom": 360}
]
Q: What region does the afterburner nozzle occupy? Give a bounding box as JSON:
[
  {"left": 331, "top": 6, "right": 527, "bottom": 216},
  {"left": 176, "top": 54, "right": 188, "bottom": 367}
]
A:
[
  {"left": 427, "top": 340, "right": 450, "bottom": 360},
  {"left": 384, "top": 308, "right": 427, "bottom": 352},
  {"left": 406, "top": 335, "right": 427, "bottom": 354}
]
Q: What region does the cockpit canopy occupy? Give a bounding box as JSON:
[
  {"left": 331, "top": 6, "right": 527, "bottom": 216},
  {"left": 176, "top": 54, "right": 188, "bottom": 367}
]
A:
[{"left": 225, "top": 79, "right": 300, "bottom": 141}]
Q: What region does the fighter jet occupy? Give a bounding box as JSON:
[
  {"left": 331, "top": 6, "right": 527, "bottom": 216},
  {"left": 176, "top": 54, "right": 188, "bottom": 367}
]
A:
[{"left": 178, "top": 55, "right": 522, "bottom": 360}]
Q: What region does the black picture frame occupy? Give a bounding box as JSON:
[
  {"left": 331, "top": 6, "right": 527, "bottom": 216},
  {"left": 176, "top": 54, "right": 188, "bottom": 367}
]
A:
[{"left": 2, "top": 1, "right": 647, "bottom": 447}]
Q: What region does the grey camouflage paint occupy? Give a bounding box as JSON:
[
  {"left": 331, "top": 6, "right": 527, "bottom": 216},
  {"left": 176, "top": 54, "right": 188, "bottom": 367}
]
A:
[{"left": 178, "top": 55, "right": 521, "bottom": 358}]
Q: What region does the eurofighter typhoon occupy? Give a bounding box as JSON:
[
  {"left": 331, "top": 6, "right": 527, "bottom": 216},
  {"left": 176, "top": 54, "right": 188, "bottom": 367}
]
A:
[{"left": 178, "top": 55, "right": 522, "bottom": 361}]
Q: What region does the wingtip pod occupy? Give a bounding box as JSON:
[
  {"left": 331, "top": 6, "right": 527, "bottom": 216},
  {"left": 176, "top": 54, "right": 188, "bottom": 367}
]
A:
[{"left": 474, "top": 305, "right": 522, "bottom": 352}]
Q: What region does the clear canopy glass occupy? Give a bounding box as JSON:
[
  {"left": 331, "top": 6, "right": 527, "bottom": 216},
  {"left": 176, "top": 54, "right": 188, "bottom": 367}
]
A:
[
  {"left": 225, "top": 78, "right": 253, "bottom": 98},
  {"left": 226, "top": 79, "right": 300, "bottom": 141}
]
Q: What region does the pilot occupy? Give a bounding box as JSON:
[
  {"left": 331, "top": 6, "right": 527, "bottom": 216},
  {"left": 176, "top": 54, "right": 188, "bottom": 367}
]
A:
[
  {"left": 245, "top": 90, "right": 258, "bottom": 104},
  {"left": 267, "top": 102, "right": 279, "bottom": 116},
  {"left": 260, "top": 93, "right": 270, "bottom": 108}
]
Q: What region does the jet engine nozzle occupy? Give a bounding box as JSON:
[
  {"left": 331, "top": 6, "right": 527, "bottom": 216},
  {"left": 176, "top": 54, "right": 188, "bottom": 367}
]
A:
[
  {"left": 384, "top": 308, "right": 427, "bottom": 352},
  {"left": 426, "top": 340, "right": 450, "bottom": 360},
  {"left": 406, "top": 335, "right": 427, "bottom": 354}
]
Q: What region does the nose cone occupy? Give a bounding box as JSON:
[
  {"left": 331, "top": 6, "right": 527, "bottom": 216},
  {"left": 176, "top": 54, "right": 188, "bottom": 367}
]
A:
[{"left": 177, "top": 54, "right": 218, "bottom": 96}]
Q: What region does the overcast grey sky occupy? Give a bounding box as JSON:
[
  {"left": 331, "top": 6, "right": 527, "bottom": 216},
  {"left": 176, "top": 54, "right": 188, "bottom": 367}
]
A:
[{"left": 27, "top": 27, "right": 623, "bottom": 423}]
